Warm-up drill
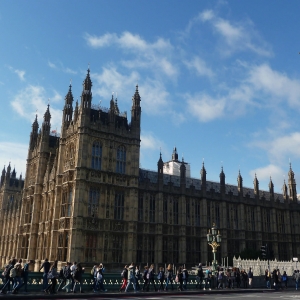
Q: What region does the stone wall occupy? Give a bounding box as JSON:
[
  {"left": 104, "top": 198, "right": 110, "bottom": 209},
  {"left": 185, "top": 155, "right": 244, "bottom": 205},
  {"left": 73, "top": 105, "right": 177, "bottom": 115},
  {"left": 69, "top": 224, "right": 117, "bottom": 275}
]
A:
[{"left": 233, "top": 256, "right": 299, "bottom": 276}]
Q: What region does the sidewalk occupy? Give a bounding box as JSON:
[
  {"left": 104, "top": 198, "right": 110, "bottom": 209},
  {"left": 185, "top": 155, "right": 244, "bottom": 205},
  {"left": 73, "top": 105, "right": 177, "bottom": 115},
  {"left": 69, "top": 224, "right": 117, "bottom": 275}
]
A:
[{"left": 0, "top": 288, "right": 276, "bottom": 299}]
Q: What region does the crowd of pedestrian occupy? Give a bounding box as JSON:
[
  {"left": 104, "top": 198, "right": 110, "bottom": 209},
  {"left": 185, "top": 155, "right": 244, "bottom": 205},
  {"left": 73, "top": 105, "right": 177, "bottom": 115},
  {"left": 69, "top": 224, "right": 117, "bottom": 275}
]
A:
[
  {"left": 1, "top": 258, "right": 300, "bottom": 294},
  {"left": 0, "top": 257, "right": 87, "bottom": 294}
]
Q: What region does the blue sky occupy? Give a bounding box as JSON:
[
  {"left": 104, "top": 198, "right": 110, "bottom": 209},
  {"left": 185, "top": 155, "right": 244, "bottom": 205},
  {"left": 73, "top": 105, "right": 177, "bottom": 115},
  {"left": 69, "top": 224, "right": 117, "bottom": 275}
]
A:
[{"left": 1, "top": 0, "right": 300, "bottom": 193}]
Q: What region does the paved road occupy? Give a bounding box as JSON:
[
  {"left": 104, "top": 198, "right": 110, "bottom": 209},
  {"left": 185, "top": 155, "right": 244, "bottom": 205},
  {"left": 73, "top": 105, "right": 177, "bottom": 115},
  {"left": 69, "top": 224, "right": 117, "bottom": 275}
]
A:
[{"left": 1, "top": 289, "right": 300, "bottom": 299}]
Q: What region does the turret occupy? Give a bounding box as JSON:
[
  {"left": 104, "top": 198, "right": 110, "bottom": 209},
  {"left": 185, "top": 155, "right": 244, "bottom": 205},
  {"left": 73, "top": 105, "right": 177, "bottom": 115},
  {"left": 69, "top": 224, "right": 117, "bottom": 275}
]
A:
[
  {"left": 11, "top": 168, "right": 16, "bottom": 179},
  {"left": 73, "top": 100, "right": 79, "bottom": 123},
  {"left": 237, "top": 170, "right": 243, "bottom": 195},
  {"left": 80, "top": 68, "right": 92, "bottom": 112},
  {"left": 253, "top": 173, "right": 259, "bottom": 198},
  {"left": 6, "top": 163, "right": 11, "bottom": 181},
  {"left": 200, "top": 161, "right": 206, "bottom": 191},
  {"left": 29, "top": 115, "right": 39, "bottom": 150},
  {"left": 0, "top": 166, "right": 5, "bottom": 186},
  {"left": 172, "top": 147, "right": 178, "bottom": 161},
  {"left": 109, "top": 94, "right": 116, "bottom": 124},
  {"left": 269, "top": 177, "right": 274, "bottom": 200},
  {"left": 130, "top": 84, "right": 141, "bottom": 134},
  {"left": 288, "top": 163, "right": 297, "bottom": 201},
  {"left": 157, "top": 152, "right": 164, "bottom": 190},
  {"left": 220, "top": 166, "right": 225, "bottom": 194},
  {"left": 283, "top": 180, "right": 288, "bottom": 201},
  {"left": 180, "top": 157, "right": 186, "bottom": 183},
  {"left": 41, "top": 105, "right": 51, "bottom": 138},
  {"left": 62, "top": 83, "right": 73, "bottom": 126}
]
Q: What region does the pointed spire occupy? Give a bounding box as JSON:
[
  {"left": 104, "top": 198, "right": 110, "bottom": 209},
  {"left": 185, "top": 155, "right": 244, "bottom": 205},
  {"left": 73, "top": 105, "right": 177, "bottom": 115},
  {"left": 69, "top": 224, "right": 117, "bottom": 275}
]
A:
[
  {"left": 180, "top": 157, "right": 186, "bottom": 180},
  {"left": 42, "top": 105, "right": 51, "bottom": 136},
  {"left": 83, "top": 67, "right": 92, "bottom": 91},
  {"left": 253, "top": 173, "right": 259, "bottom": 197},
  {"left": 30, "top": 114, "right": 39, "bottom": 150},
  {"left": 11, "top": 167, "right": 16, "bottom": 178},
  {"left": 73, "top": 99, "right": 79, "bottom": 123},
  {"left": 0, "top": 165, "right": 6, "bottom": 186},
  {"left": 81, "top": 67, "right": 92, "bottom": 111},
  {"left": 288, "top": 162, "right": 297, "bottom": 201},
  {"left": 6, "top": 162, "right": 11, "bottom": 180},
  {"left": 220, "top": 166, "right": 225, "bottom": 186},
  {"left": 133, "top": 84, "right": 141, "bottom": 107},
  {"left": 283, "top": 179, "right": 288, "bottom": 200},
  {"left": 269, "top": 176, "right": 274, "bottom": 199},
  {"left": 63, "top": 83, "right": 74, "bottom": 124},
  {"left": 172, "top": 147, "right": 178, "bottom": 161},
  {"left": 201, "top": 161, "right": 206, "bottom": 183},
  {"left": 237, "top": 169, "right": 243, "bottom": 193}
]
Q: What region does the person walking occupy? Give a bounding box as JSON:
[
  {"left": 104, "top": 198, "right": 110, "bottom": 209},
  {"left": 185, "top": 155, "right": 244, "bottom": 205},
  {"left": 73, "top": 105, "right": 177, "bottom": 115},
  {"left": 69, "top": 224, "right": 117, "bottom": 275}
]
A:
[
  {"left": 11, "top": 260, "right": 23, "bottom": 293},
  {"left": 97, "top": 263, "right": 107, "bottom": 292},
  {"left": 146, "top": 264, "right": 157, "bottom": 292},
  {"left": 236, "top": 268, "right": 241, "bottom": 288},
  {"left": 119, "top": 265, "right": 128, "bottom": 292},
  {"left": 61, "top": 262, "right": 72, "bottom": 293},
  {"left": 157, "top": 267, "right": 165, "bottom": 292},
  {"left": 125, "top": 262, "right": 137, "bottom": 293},
  {"left": 182, "top": 266, "right": 189, "bottom": 290},
  {"left": 265, "top": 269, "right": 271, "bottom": 289},
  {"left": 204, "top": 267, "right": 212, "bottom": 290},
  {"left": 272, "top": 268, "right": 279, "bottom": 290},
  {"left": 142, "top": 266, "right": 149, "bottom": 291},
  {"left": 177, "top": 266, "right": 183, "bottom": 291},
  {"left": 13, "top": 260, "right": 34, "bottom": 293},
  {"left": 91, "top": 264, "right": 98, "bottom": 292},
  {"left": 44, "top": 260, "right": 59, "bottom": 294},
  {"left": 165, "top": 264, "right": 174, "bottom": 291},
  {"left": 282, "top": 271, "right": 288, "bottom": 289},
  {"left": 241, "top": 269, "right": 248, "bottom": 288},
  {"left": 196, "top": 263, "right": 204, "bottom": 289},
  {"left": 248, "top": 268, "right": 253, "bottom": 288},
  {"left": 72, "top": 263, "right": 85, "bottom": 293},
  {"left": 0, "top": 258, "right": 17, "bottom": 294},
  {"left": 39, "top": 258, "right": 50, "bottom": 291},
  {"left": 294, "top": 270, "right": 300, "bottom": 290},
  {"left": 135, "top": 265, "right": 141, "bottom": 291},
  {"left": 217, "top": 269, "right": 224, "bottom": 289}
]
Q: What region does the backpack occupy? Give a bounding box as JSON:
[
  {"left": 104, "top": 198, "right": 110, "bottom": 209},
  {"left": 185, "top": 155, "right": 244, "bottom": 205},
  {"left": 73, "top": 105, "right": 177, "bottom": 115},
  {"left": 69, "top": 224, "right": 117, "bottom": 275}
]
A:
[
  {"left": 147, "top": 268, "right": 153, "bottom": 279},
  {"left": 2, "top": 264, "right": 12, "bottom": 277},
  {"left": 63, "top": 266, "right": 71, "bottom": 279},
  {"left": 10, "top": 267, "right": 16, "bottom": 278},
  {"left": 157, "top": 271, "right": 162, "bottom": 280},
  {"left": 91, "top": 266, "right": 95, "bottom": 275},
  {"left": 97, "top": 271, "right": 103, "bottom": 281},
  {"left": 143, "top": 270, "right": 148, "bottom": 280},
  {"left": 121, "top": 269, "right": 127, "bottom": 279}
]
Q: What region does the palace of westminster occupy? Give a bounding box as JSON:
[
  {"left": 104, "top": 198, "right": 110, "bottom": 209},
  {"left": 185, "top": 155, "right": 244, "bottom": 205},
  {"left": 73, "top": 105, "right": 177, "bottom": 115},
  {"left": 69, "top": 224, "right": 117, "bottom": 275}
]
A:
[{"left": 0, "top": 69, "right": 300, "bottom": 270}]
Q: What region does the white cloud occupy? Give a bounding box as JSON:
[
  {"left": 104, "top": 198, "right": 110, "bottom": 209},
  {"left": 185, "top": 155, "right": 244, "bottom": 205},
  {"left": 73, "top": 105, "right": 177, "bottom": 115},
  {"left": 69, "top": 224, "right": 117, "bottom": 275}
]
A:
[
  {"left": 253, "top": 132, "right": 300, "bottom": 163},
  {"left": 0, "top": 142, "right": 28, "bottom": 177},
  {"left": 186, "top": 94, "right": 225, "bottom": 122},
  {"left": 93, "top": 67, "right": 172, "bottom": 115},
  {"left": 48, "top": 61, "right": 57, "bottom": 69},
  {"left": 85, "top": 33, "right": 117, "bottom": 48},
  {"left": 191, "top": 9, "right": 272, "bottom": 57},
  {"left": 184, "top": 56, "right": 214, "bottom": 78},
  {"left": 47, "top": 60, "right": 77, "bottom": 75},
  {"left": 85, "top": 31, "right": 177, "bottom": 79},
  {"left": 10, "top": 85, "right": 63, "bottom": 132},
  {"left": 8, "top": 66, "right": 26, "bottom": 81},
  {"left": 247, "top": 64, "right": 300, "bottom": 108}
]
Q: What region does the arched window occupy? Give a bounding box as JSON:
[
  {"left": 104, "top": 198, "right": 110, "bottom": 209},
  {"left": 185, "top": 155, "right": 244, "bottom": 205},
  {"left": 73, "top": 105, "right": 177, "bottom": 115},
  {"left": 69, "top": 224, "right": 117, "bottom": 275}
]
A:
[
  {"left": 116, "top": 145, "right": 126, "bottom": 174},
  {"left": 91, "top": 141, "right": 102, "bottom": 170}
]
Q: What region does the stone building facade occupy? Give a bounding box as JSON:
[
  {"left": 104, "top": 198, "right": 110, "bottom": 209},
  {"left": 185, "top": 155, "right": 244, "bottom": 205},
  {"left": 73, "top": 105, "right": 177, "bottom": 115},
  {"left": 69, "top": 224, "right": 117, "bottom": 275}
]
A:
[
  {"left": 1, "top": 69, "right": 300, "bottom": 270},
  {"left": 0, "top": 164, "right": 24, "bottom": 266}
]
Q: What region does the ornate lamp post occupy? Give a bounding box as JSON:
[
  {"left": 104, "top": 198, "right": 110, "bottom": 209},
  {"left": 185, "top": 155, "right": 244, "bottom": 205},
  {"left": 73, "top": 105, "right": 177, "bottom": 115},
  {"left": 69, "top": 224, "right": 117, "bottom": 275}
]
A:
[{"left": 207, "top": 223, "right": 222, "bottom": 271}]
